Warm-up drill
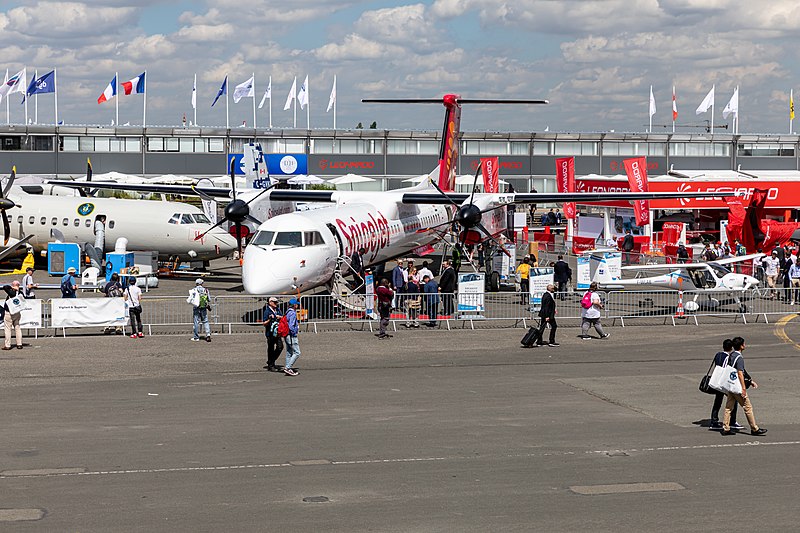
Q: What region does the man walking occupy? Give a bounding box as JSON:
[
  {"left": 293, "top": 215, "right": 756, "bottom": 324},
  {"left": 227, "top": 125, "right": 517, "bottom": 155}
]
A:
[
  {"left": 622, "top": 230, "right": 635, "bottom": 265},
  {"left": 580, "top": 282, "right": 610, "bottom": 339},
  {"left": 375, "top": 279, "right": 394, "bottom": 339},
  {"left": 553, "top": 255, "right": 571, "bottom": 300},
  {"left": 709, "top": 339, "right": 743, "bottom": 431},
  {"left": 262, "top": 297, "right": 283, "bottom": 371},
  {"left": 764, "top": 250, "right": 780, "bottom": 299},
  {"left": 439, "top": 260, "right": 456, "bottom": 316},
  {"left": 61, "top": 267, "right": 78, "bottom": 298},
  {"left": 283, "top": 298, "right": 301, "bottom": 376},
  {"left": 187, "top": 278, "right": 211, "bottom": 342},
  {"left": 721, "top": 337, "right": 767, "bottom": 436},
  {"left": 532, "top": 284, "right": 558, "bottom": 347}
]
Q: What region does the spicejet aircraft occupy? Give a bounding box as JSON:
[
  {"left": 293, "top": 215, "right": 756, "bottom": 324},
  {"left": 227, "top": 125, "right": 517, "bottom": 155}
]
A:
[{"left": 49, "top": 95, "right": 727, "bottom": 294}]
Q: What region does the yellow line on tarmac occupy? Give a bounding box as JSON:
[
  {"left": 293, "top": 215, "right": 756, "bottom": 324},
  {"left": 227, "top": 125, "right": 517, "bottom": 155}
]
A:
[{"left": 774, "top": 314, "right": 800, "bottom": 352}]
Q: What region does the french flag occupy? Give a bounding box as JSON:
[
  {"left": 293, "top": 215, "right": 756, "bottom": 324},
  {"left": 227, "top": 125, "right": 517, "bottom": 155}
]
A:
[
  {"left": 97, "top": 75, "right": 117, "bottom": 104},
  {"left": 122, "top": 72, "right": 146, "bottom": 95}
]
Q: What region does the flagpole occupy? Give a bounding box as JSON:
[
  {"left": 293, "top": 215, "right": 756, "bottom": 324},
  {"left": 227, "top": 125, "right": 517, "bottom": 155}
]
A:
[
  {"left": 268, "top": 76, "right": 272, "bottom": 129},
  {"left": 193, "top": 73, "right": 197, "bottom": 126},
  {"left": 34, "top": 69, "right": 38, "bottom": 125},
  {"left": 54, "top": 68, "right": 59, "bottom": 125},
  {"left": 225, "top": 73, "right": 229, "bottom": 130},
  {"left": 24, "top": 70, "right": 28, "bottom": 125},
  {"left": 5, "top": 69, "right": 9, "bottom": 125},
  {"left": 252, "top": 72, "right": 256, "bottom": 129},
  {"left": 333, "top": 75, "right": 337, "bottom": 130},
  {"left": 307, "top": 76, "right": 310, "bottom": 129},
  {"left": 672, "top": 85, "right": 675, "bottom": 133},
  {"left": 115, "top": 72, "right": 119, "bottom": 126},
  {"left": 790, "top": 89, "right": 794, "bottom": 134},
  {"left": 293, "top": 76, "right": 297, "bottom": 128},
  {"left": 710, "top": 84, "right": 714, "bottom": 134},
  {"left": 143, "top": 70, "right": 147, "bottom": 127}
]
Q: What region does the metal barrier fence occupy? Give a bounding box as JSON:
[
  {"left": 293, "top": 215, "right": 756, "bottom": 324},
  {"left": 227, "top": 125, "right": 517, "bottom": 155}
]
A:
[{"left": 27, "top": 287, "right": 800, "bottom": 336}]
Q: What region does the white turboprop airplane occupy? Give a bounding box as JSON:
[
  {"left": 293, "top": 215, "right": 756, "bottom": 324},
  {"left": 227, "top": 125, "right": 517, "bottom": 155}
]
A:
[
  {"left": 48, "top": 95, "right": 729, "bottom": 294},
  {"left": 2, "top": 168, "right": 237, "bottom": 262}
]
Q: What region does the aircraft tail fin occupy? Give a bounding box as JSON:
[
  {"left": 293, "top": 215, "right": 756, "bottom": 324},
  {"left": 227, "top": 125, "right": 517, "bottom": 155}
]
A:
[
  {"left": 243, "top": 143, "right": 269, "bottom": 189},
  {"left": 437, "top": 94, "right": 461, "bottom": 192}
]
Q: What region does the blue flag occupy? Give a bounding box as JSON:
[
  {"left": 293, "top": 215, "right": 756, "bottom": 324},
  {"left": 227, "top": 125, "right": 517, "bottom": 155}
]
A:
[
  {"left": 26, "top": 70, "right": 56, "bottom": 97},
  {"left": 211, "top": 75, "right": 227, "bottom": 107}
]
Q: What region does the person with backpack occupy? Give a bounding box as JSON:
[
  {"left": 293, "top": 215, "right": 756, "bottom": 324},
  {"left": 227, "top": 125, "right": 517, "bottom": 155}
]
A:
[
  {"left": 579, "top": 282, "right": 609, "bottom": 339},
  {"left": 103, "top": 273, "right": 125, "bottom": 335},
  {"left": 282, "top": 298, "right": 301, "bottom": 376},
  {"left": 2, "top": 281, "right": 24, "bottom": 350},
  {"left": 187, "top": 278, "right": 211, "bottom": 342},
  {"left": 61, "top": 267, "right": 78, "bottom": 298},
  {"left": 262, "top": 297, "right": 283, "bottom": 372},
  {"left": 124, "top": 277, "right": 144, "bottom": 339}
]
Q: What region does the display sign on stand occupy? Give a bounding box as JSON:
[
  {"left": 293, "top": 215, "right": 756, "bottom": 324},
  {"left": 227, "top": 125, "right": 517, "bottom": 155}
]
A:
[
  {"left": 457, "top": 272, "right": 485, "bottom": 319},
  {"left": 529, "top": 267, "right": 554, "bottom": 311},
  {"left": 364, "top": 272, "right": 376, "bottom": 319}
]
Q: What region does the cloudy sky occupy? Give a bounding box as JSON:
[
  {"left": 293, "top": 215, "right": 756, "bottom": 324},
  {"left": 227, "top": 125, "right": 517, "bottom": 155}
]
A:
[{"left": 2, "top": 0, "right": 799, "bottom": 133}]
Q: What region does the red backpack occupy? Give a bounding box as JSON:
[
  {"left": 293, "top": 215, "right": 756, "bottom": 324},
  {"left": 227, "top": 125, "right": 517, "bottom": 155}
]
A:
[
  {"left": 277, "top": 315, "right": 290, "bottom": 337},
  {"left": 580, "top": 291, "right": 593, "bottom": 309}
]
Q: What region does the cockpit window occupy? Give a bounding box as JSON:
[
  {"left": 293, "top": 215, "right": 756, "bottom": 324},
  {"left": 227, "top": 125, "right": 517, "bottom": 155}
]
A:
[
  {"left": 168, "top": 214, "right": 180, "bottom": 224},
  {"left": 304, "top": 231, "right": 324, "bottom": 246},
  {"left": 194, "top": 213, "right": 211, "bottom": 224},
  {"left": 181, "top": 214, "right": 194, "bottom": 224},
  {"left": 709, "top": 264, "right": 731, "bottom": 277},
  {"left": 251, "top": 231, "right": 275, "bottom": 246},
  {"left": 274, "top": 231, "right": 302, "bottom": 247}
]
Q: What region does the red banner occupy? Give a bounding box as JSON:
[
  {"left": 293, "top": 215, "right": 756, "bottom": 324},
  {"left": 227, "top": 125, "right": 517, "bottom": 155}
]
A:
[
  {"left": 572, "top": 236, "right": 596, "bottom": 255},
  {"left": 761, "top": 220, "right": 800, "bottom": 253},
  {"left": 480, "top": 157, "right": 499, "bottom": 193},
  {"left": 661, "top": 222, "right": 684, "bottom": 245},
  {"left": 622, "top": 157, "right": 650, "bottom": 226},
  {"left": 555, "top": 157, "right": 576, "bottom": 219}
]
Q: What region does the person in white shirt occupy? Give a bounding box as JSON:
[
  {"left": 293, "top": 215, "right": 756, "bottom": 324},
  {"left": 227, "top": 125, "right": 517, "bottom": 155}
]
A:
[
  {"left": 417, "top": 261, "right": 434, "bottom": 282},
  {"left": 124, "top": 277, "right": 144, "bottom": 338},
  {"left": 580, "top": 282, "right": 610, "bottom": 339},
  {"left": 21, "top": 267, "right": 37, "bottom": 299},
  {"left": 763, "top": 250, "right": 781, "bottom": 299}
]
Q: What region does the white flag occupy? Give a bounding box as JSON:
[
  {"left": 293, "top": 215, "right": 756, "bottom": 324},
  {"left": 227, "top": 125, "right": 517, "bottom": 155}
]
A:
[
  {"left": 327, "top": 75, "right": 336, "bottom": 113},
  {"left": 0, "top": 68, "right": 26, "bottom": 100},
  {"left": 283, "top": 76, "right": 296, "bottom": 111},
  {"left": 649, "top": 85, "right": 656, "bottom": 117},
  {"left": 297, "top": 75, "right": 309, "bottom": 109},
  {"left": 695, "top": 85, "right": 715, "bottom": 115},
  {"left": 232, "top": 75, "right": 254, "bottom": 103},
  {"left": 258, "top": 77, "right": 271, "bottom": 109},
  {"left": 722, "top": 86, "right": 738, "bottom": 119},
  {"left": 191, "top": 74, "right": 196, "bottom": 109}
]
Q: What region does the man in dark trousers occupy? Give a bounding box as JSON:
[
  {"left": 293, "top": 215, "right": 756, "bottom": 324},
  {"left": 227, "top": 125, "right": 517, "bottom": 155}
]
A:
[
  {"left": 439, "top": 259, "right": 457, "bottom": 316},
  {"left": 532, "top": 284, "right": 558, "bottom": 347},
  {"left": 553, "top": 254, "right": 572, "bottom": 300},
  {"left": 622, "top": 230, "right": 635, "bottom": 265},
  {"left": 350, "top": 247, "right": 366, "bottom": 292}
]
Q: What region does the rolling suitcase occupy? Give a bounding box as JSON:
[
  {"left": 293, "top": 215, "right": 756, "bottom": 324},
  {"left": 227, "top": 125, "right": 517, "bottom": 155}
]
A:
[{"left": 520, "top": 323, "right": 540, "bottom": 348}]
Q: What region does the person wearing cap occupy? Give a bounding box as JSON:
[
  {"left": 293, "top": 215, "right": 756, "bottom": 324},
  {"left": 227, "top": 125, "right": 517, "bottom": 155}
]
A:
[
  {"left": 22, "top": 267, "right": 38, "bottom": 299},
  {"left": 60, "top": 267, "right": 78, "bottom": 298},
  {"left": 283, "top": 298, "right": 301, "bottom": 376},
  {"left": 187, "top": 278, "right": 211, "bottom": 342},
  {"left": 2, "top": 280, "right": 24, "bottom": 350},
  {"left": 262, "top": 297, "right": 284, "bottom": 371}
]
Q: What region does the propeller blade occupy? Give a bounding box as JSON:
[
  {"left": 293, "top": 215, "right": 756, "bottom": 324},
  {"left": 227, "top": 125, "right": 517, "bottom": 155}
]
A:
[
  {"left": 475, "top": 222, "right": 511, "bottom": 257},
  {"left": 193, "top": 217, "right": 228, "bottom": 241},
  {"left": 229, "top": 157, "right": 237, "bottom": 202},
  {"left": 234, "top": 223, "right": 244, "bottom": 266},
  {"left": 243, "top": 183, "right": 275, "bottom": 207},
  {"left": 429, "top": 178, "right": 461, "bottom": 209},
  {"left": 191, "top": 184, "right": 217, "bottom": 204},
  {"left": 86, "top": 158, "right": 93, "bottom": 182},
  {"left": 2, "top": 210, "right": 9, "bottom": 247},
  {"left": 245, "top": 214, "right": 263, "bottom": 226},
  {"left": 2, "top": 167, "right": 16, "bottom": 199},
  {"left": 467, "top": 165, "right": 481, "bottom": 206}
]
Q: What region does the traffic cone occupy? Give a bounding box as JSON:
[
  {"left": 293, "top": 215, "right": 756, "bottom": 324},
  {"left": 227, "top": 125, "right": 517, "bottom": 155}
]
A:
[{"left": 675, "top": 290, "right": 685, "bottom": 318}]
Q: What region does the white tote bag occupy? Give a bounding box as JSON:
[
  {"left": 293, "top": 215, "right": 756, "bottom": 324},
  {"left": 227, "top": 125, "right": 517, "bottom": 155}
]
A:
[
  {"left": 710, "top": 354, "right": 743, "bottom": 395},
  {"left": 5, "top": 294, "right": 26, "bottom": 315}
]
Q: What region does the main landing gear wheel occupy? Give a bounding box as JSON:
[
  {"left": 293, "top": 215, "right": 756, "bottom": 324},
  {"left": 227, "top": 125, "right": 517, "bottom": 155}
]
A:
[{"left": 489, "top": 271, "right": 500, "bottom": 292}]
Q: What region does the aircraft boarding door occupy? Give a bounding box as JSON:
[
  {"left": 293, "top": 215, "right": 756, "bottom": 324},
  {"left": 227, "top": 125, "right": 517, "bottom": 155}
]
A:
[{"left": 326, "top": 223, "right": 344, "bottom": 258}]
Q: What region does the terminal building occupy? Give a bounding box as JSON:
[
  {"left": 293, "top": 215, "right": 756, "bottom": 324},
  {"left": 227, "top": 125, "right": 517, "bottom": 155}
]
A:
[{"left": 2, "top": 125, "right": 800, "bottom": 197}]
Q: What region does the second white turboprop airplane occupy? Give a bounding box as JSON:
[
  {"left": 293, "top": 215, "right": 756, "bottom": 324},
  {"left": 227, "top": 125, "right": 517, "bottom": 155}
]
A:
[{"left": 3, "top": 168, "right": 236, "bottom": 261}]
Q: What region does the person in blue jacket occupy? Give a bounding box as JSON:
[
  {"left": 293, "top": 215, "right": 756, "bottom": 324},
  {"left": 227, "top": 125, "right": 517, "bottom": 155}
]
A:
[
  {"left": 283, "top": 298, "right": 301, "bottom": 376},
  {"left": 422, "top": 275, "right": 439, "bottom": 327}
]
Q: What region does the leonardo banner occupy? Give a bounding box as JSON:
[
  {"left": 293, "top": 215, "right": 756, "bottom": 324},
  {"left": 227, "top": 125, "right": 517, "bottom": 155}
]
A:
[
  {"left": 555, "top": 157, "right": 576, "bottom": 219},
  {"left": 622, "top": 157, "right": 650, "bottom": 226}
]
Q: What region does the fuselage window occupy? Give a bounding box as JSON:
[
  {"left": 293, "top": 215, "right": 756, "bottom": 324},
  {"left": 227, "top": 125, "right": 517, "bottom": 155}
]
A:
[
  {"left": 40, "top": 217, "right": 46, "bottom": 225},
  {"left": 74, "top": 219, "right": 80, "bottom": 227},
  {"left": 304, "top": 231, "right": 324, "bottom": 246},
  {"left": 28, "top": 216, "right": 35, "bottom": 224},
  {"left": 181, "top": 214, "right": 193, "bottom": 224},
  {"left": 274, "top": 231, "right": 302, "bottom": 248},
  {"left": 51, "top": 218, "right": 57, "bottom": 225},
  {"left": 108, "top": 220, "right": 115, "bottom": 229},
  {"left": 251, "top": 231, "right": 275, "bottom": 246},
  {"left": 85, "top": 220, "right": 91, "bottom": 228},
  {"left": 194, "top": 213, "right": 210, "bottom": 224},
  {"left": 16, "top": 215, "right": 22, "bottom": 224},
  {"left": 62, "top": 218, "right": 69, "bottom": 226}
]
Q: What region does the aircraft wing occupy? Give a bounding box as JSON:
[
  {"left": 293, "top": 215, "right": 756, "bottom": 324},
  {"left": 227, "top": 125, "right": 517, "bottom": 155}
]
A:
[
  {"left": 401, "top": 191, "right": 731, "bottom": 205},
  {"left": 45, "top": 180, "right": 233, "bottom": 199},
  {"left": 621, "top": 263, "right": 708, "bottom": 271},
  {"left": 711, "top": 253, "right": 765, "bottom": 266}
]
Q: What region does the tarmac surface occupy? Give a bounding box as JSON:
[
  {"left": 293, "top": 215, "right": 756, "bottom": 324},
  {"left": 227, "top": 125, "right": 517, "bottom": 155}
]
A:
[{"left": 2, "top": 313, "right": 800, "bottom": 531}]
